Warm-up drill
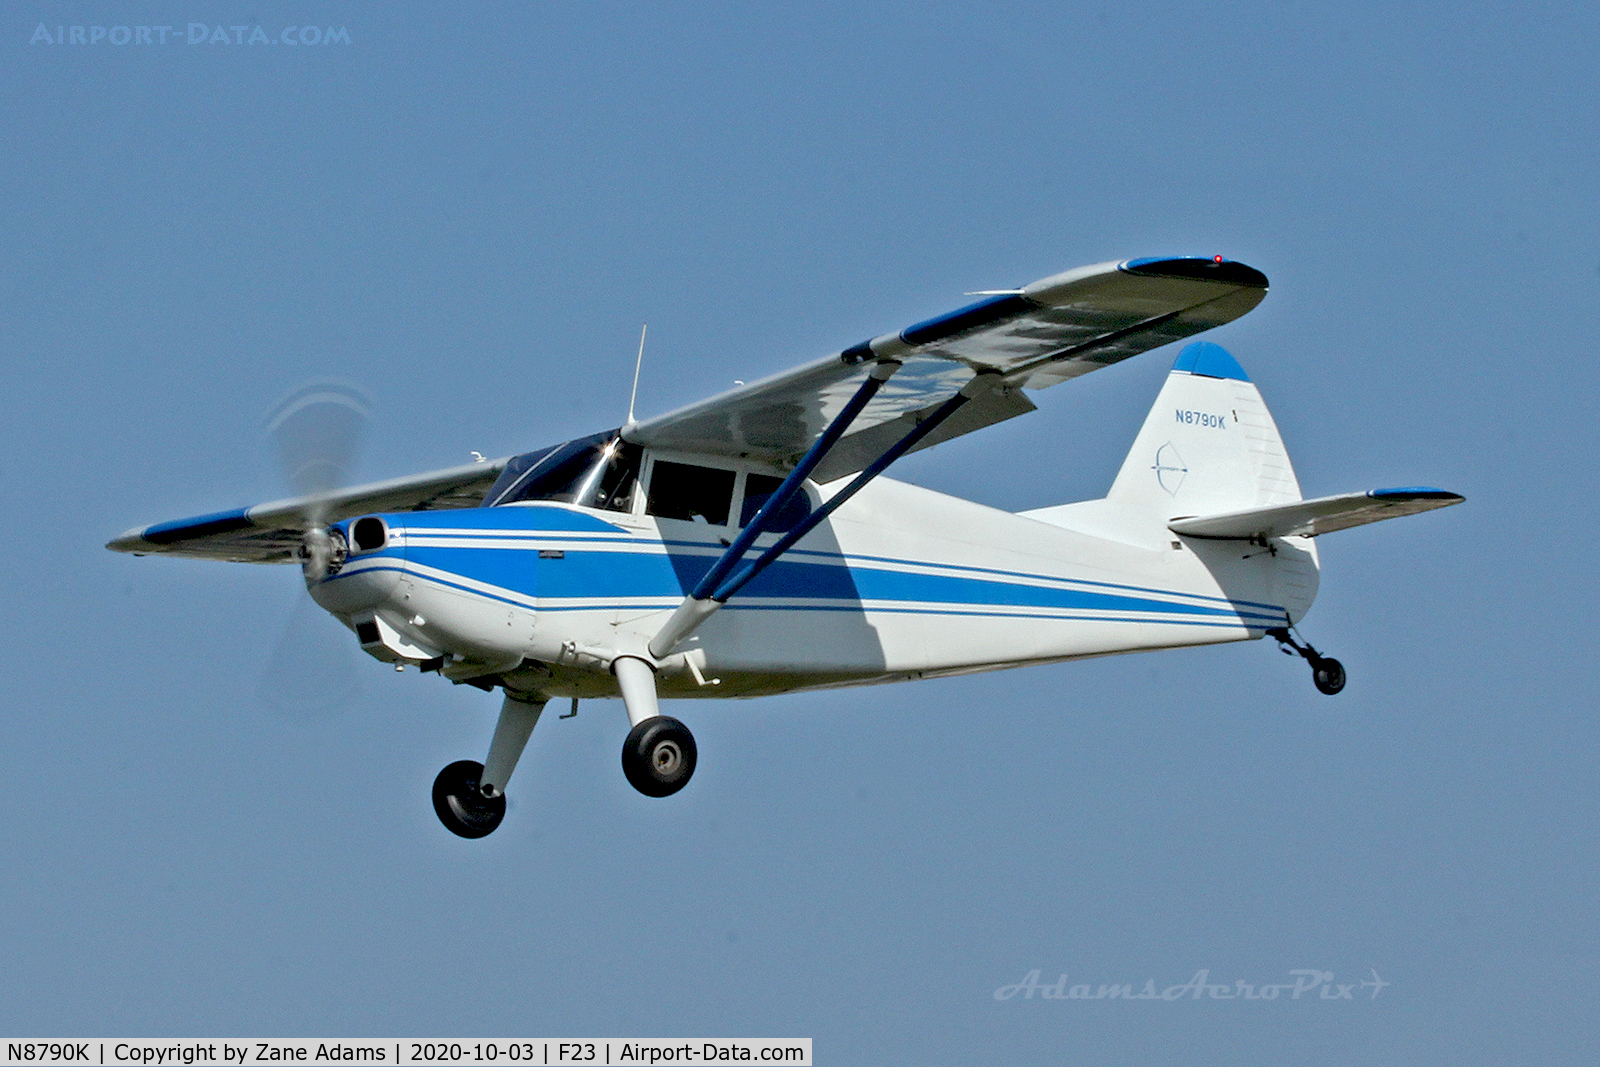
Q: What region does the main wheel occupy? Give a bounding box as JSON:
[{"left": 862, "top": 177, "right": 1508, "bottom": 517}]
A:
[
  {"left": 432, "top": 759, "right": 506, "bottom": 838},
  {"left": 621, "top": 716, "right": 698, "bottom": 797},
  {"left": 1312, "top": 657, "right": 1347, "bottom": 696}
]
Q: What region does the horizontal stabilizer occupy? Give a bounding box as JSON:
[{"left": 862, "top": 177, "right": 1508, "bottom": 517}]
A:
[{"left": 1168, "top": 488, "right": 1464, "bottom": 540}]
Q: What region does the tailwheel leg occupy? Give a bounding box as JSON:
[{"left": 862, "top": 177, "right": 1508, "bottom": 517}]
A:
[
  {"left": 1267, "top": 627, "right": 1346, "bottom": 696},
  {"left": 614, "top": 656, "right": 697, "bottom": 797},
  {"left": 432, "top": 692, "right": 546, "bottom": 839}
]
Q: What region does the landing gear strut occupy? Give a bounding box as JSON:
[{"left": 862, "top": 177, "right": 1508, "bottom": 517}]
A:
[
  {"left": 1267, "top": 627, "right": 1346, "bottom": 695},
  {"left": 432, "top": 692, "right": 546, "bottom": 838}
]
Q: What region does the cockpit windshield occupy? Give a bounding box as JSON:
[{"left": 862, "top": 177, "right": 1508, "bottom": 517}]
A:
[{"left": 485, "top": 431, "right": 641, "bottom": 512}]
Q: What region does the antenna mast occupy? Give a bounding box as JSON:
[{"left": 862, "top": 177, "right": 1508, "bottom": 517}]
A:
[{"left": 626, "top": 324, "right": 647, "bottom": 426}]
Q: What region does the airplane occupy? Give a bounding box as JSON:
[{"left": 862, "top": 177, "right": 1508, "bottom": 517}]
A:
[{"left": 108, "top": 255, "right": 1463, "bottom": 838}]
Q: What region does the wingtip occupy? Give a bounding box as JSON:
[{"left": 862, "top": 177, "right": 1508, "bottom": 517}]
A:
[
  {"left": 1120, "top": 256, "right": 1269, "bottom": 289},
  {"left": 1367, "top": 487, "right": 1465, "bottom": 504},
  {"left": 106, "top": 527, "right": 151, "bottom": 554}
]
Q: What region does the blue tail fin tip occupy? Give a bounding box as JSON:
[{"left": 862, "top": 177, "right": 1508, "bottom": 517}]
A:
[{"left": 1172, "top": 341, "right": 1249, "bottom": 382}]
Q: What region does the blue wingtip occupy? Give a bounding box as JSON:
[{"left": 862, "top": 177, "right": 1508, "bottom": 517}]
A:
[
  {"left": 1121, "top": 256, "right": 1268, "bottom": 289},
  {"left": 1367, "top": 487, "right": 1464, "bottom": 501},
  {"left": 1172, "top": 341, "right": 1250, "bottom": 382}
]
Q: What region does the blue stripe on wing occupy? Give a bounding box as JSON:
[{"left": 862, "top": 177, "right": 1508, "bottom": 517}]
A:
[
  {"left": 899, "top": 294, "right": 1035, "bottom": 347},
  {"left": 140, "top": 508, "right": 254, "bottom": 544}
]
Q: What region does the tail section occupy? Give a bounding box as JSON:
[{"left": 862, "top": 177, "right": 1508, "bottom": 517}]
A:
[
  {"left": 1020, "top": 341, "right": 1319, "bottom": 625},
  {"left": 1106, "top": 341, "right": 1302, "bottom": 522},
  {"left": 1024, "top": 342, "right": 1303, "bottom": 547},
  {"left": 1020, "top": 341, "right": 1460, "bottom": 635},
  {"left": 1022, "top": 341, "right": 1321, "bottom": 625}
]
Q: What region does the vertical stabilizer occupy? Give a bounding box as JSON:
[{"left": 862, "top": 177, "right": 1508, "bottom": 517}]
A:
[
  {"left": 1022, "top": 341, "right": 1319, "bottom": 625},
  {"left": 1023, "top": 342, "right": 1304, "bottom": 547},
  {"left": 1106, "top": 341, "right": 1302, "bottom": 524}
]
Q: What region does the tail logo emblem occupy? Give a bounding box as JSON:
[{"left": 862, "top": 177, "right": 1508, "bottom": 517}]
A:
[{"left": 1153, "top": 443, "right": 1188, "bottom": 496}]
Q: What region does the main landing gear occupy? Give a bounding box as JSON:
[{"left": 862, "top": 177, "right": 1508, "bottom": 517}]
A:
[
  {"left": 614, "top": 656, "right": 697, "bottom": 797},
  {"left": 431, "top": 656, "right": 697, "bottom": 838},
  {"left": 433, "top": 691, "right": 545, "bottom": 838},
  {"left": 1268, "top": 627, "right": 1346, "bottom": 695}
]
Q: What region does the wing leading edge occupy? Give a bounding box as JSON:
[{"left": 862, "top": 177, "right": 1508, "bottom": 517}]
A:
[
  {"left": 626, "top": 256, "right": 1268, "bottom": 480},
  {"left": 107, "top": 457, "right": 508, "bottom": 562}
]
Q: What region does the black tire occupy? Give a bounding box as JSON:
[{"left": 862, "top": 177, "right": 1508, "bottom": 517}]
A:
[
  {"left": 1312, "top": 657, "right": 1347, "bottom": 696},
  {"left": 432, "top": 759, "right": 506, "bottom": 838},
  {"left": 621, "top": 716, "right": 698, "bottom": 797}
]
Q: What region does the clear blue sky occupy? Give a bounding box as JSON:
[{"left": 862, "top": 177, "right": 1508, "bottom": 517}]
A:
[{"left": 3, "top": 2, "right": 1596, "bottom": 1063}]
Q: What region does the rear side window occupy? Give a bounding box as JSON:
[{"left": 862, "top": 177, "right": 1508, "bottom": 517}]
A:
[
  {"left": 740, "top": 474, "right": 812, "bottom": 531},
  {"left": 647, "top": 461, "right": 735, "bottom": 525}
]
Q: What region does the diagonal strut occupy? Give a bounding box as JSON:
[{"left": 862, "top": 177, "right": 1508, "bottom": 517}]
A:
[
  {"left": 647, "top": 359, "right": 902, "bottom": 657},
  {"left": 648, "top": 369, "right": 1000, "bottom": 659}
]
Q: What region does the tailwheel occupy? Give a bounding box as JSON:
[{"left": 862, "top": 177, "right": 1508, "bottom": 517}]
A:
[
  {"left": 1312, "top": 656, "right": 1346, "bottom": 696},
  {"left": 1267, "top": 627, "right": 1347, "bottom": 697},
  {"left": 432, "top": 759, "right": 506, "bottom": 838},
  {"left": 621, "top": 716, "right": 698, "bottom": 797}
]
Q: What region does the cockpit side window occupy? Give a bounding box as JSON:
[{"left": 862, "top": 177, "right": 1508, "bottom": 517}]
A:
[
  {"left": 740, "top": 473, "right": 813, "bottom": 532},
  {"left": 486, "top": 432, "right": 640, "bottom": 513},
  {"left": 588, "top": 441, "right": 642, "bottom": 513},
  {"left": 646, "top": 460, "right": 735, "bottom": 525}
]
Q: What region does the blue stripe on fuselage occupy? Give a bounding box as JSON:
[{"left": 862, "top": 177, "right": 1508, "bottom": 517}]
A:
[
  {"left": 400, "top": 540, "right": 1278, "bottom": 623},
  {"left": 395, "top": 529, "right": 1285, "bottom": 615},
  {"left": 330, "top": 505, "right": 1287, "bottom": 626}
]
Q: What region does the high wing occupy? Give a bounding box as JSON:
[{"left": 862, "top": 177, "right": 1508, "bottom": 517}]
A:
[
  {"left": 1168, "top": 488, "right": 1465, "bottom": 541},
  {"left": 626, "top": 256, "right": 1268, "bottom": 481},
  {"left": 111, "top": 255, "right": 1267, "bottom": 563},
  {"left": 107, "top": 458, "right": 508, "bottom": 562}
]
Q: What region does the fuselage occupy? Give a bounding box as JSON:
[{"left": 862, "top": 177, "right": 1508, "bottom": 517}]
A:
[{"left": 308, "top": 474, "right": 1316, "bottom": 701}]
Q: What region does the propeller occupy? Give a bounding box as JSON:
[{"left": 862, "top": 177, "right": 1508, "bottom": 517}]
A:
[
  {"left": 267, "top": 381, "right": 369, "bottom": 579},
  {"left": 257, "top": 380, "right": 372, "bottom": 722}
]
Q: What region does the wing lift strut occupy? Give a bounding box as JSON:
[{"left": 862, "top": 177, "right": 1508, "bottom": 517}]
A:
[{"left": 647, "top": 361, "right": 999, "bottom": 659}]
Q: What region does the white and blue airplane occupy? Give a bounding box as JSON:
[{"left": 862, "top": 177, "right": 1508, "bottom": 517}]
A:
[{"left": 109, "top": 256, "right": 1462, "bottom": 838}]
